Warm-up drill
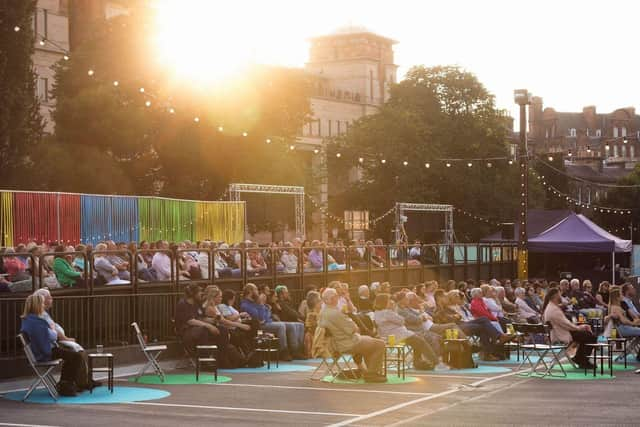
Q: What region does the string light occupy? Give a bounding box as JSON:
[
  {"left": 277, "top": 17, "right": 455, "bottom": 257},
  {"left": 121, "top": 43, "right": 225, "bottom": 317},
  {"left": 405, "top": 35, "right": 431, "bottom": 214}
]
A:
[
  {"left": 381, "top": 159, "right": 386, "bottom": 164},
  {"left": 139, "top": 87, "right": 145, "bottom": 93},
  {"left": 87, "top": 69, "right": 94, "bottom": 76},
  {"left": 63, "top": 55, "right": 69, "bottom": 61},
  {"left": 289, "top": 145, "right": 295, "bottom": 150},
  {"left": 265, "top": 138, "right": 271, "bottom": 144},
  {"left": 403, "top": 161, "right": 409, "bottom": 166},
  {"left": 217, "top": 126, "right": 224, "bottom": 132},
  {"left": 548, "top": 155, "right": 553, "bottom": 161},
  {"left": 145, "top": 100, "right": 151, "bottom": 107},
  {"left": 113, "top": 80, "right": 119, "bottom": 86},
  {"left": 313, "top": 148, "right": 319, "bottom": 154},
  {"left": 425, "top": 162, "right": 430, "bottom": 168},
  {"left": 446, "top": 162, "right": 451, "bottom": 167},
  {"left": 508, "top": 160, "right": 513, "bottom": 165},
  {"left": 336, "top": 152, "right": 341, "bottom": 158},
  {"left": 358, "top": 157, "right": 364, "bottom": 163},
  {"left": 168, "top": 107, "right": 175, "bottom": 114},
  {"left": 467, "top": 162, "right": 472, "bottom": 167},
  {"left": 487, "top": 162, "right": 492, "bottom": 168},
  {"left": 242, "top": 131, "right": 248, "bottom": 137},
  {"left": 39, "top": 39, "right": 45, "bottom": 46},
  {"left": 193, "top": 117, "right": 200, "bottom": 123},
  {"left": 14, "top": 26, "right": 20, "bottom": 32}
]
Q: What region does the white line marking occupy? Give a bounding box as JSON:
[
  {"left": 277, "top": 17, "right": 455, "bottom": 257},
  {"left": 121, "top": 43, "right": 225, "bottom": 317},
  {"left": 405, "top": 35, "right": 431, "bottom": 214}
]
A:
[
  {"left": 387, "top": 377, "right": 532, "bottom": 427},
  {"left": 408, "top": 373, "right": 489, "bottom": 380},
  {"left": 207, "top": 382, "right": 433, "bottom": 396},
  {"left": 128, "top": 401, "right": 363, "bottom": 417},
  {"left": 0, "top": 423, "right": 61, "bottom": 427},
  {"left": 327, "top": 370, "right": 525, "bottom": 427}
]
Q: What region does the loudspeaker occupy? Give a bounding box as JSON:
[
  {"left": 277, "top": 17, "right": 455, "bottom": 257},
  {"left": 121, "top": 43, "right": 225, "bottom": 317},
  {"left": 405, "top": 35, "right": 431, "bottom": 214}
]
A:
[{"left": 501, "top": 223, "right": 515, "bottom": 240}]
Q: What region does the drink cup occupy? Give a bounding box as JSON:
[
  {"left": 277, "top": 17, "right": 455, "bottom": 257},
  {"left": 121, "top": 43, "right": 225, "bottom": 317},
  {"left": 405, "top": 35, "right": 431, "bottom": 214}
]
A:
[
  {"left": 611, "top": 329, "right": 617, "bottom": 339},
  {"left": 453, "top": 329, "right": 459, "bottom": 339},
  {"left": 388, "top": 335, "right": 396, "bottom": 346},
  {"left": 96, "top": 344, "right": 104, "bottom": 354},
  {"left": 257, "top": 330, "right": 263, "bottom": 336}
]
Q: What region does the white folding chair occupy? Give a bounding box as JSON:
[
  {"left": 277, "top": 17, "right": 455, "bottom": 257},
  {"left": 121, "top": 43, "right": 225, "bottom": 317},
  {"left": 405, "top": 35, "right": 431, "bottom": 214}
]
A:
[
  {"left": 513, "top": 323, "right": 568, "bottom": 378},
  {"left": 131, "top": 322, "right": 167, "bottom": 382},
  {"left": 18, "top": 333, "right": 61, "bottom": 401}
]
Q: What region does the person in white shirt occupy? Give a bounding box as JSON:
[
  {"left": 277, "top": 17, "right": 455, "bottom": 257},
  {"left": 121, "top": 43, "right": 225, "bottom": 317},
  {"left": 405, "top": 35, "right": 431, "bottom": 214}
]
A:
[
  {"left": 514, "top": 287, "right": 540, "bottom": 323},
  {"left": 152, "top": 240, "right": 172, "bottom": 281}
]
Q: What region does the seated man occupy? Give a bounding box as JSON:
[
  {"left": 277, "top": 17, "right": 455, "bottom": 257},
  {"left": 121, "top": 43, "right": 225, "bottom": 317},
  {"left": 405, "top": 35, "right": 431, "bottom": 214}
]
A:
[
  {"left": 93, "top": 243, "right": 126, "bottom": 285},
  {"left": 152, "top": 241, "right": 172, "bottom": 281},
  {"left": 175, "top": 283, "right": 229, "bottom": 353},
  {"left": 105, "top": 241, "right": 130, "bottom": 281},
  {"left": 319, "top": 288, "right": 387, "bottom": 382},
  {"left": 240, "top": 283, "right": 304, "bottom": 360},
  {"left": 274, "top": 285, "right": 304, "bottom": 322},
  {"left": 357, "top": 285, "right": 372, "bottom": 312}
]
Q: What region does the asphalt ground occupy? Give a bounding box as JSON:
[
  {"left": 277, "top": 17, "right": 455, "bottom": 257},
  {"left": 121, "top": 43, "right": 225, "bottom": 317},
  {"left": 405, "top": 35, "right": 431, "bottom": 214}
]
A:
[{"left": 1, "top": 356, "right": 638, "bottom": 427}]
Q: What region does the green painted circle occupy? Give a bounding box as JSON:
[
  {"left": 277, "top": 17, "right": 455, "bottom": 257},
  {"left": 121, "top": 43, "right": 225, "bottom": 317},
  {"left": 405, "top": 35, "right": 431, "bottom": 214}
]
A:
[
  {"left": 518, "top": 363, "right": 635, "bottom": 380},
  {"left": 130, "top": 374, "right": 232, "bottom": 385},
  {"left": 322, "top": 374, "right": 419, "bottom": 385}
]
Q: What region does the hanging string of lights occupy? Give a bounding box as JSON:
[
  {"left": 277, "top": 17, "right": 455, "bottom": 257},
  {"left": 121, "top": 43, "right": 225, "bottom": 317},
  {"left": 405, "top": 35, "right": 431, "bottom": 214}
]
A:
[
  {"left": 535, "top": 156, "right": 640, "bottom": 189},
  {"left": 304, "top": 194, "right": 345, "bottom": 224},
  {"left": 453, "top": 207, "right": 501, "bottom": 226},
  {"left": 529, "top": 169, "right": 633, "bottom": 215}
]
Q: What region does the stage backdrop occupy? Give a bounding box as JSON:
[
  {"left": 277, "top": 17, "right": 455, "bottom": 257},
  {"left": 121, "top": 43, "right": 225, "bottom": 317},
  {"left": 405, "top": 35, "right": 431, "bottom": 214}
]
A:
[{"left": 0, "top": 191, "right": 245, "bottom": 246}]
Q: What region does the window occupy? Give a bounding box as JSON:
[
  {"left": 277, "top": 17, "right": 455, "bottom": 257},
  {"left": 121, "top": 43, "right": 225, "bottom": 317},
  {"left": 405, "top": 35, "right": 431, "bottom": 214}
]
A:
[
  {"left": 317, "top": 119, "right": 321, "bottom": 137},
  {"left": 328, "top": 120, "right": 332, "bottom": 137},
  {"left": 613, "top": 145, "right": 618, "bottom": 157},
  {"left": 37, "top": 77, "right": 49, "bottom": 102},
  {"left": 631, "top": 145, "right": 635, "bottom": 158},
  {"left": 569, "top": 128, "right": 576, "bottom": 137},
  {"left": 545, "top": 129, "right": 549, "bottom": 139},
  {"left": 345, "top": 121, "right": 349, "bottom": 132},
  {"left": 369, "top": 70, "right": 374, "bottom": 102},
  {"left": 596, "top": 129, "right": 602, "bottom": 137},
  {"left": 614, "top": 127, "right": 619, "bottom": 138},
  {"left": 622, "top": 127, "right": 627, "bottom": 137},
  {"left": 43, "top": 9, "right": 48, "bottom": 39},
  {"left": 337, "top": 121, "right": 341, "bottom": 135},
  {"left": 586, "top": 128, "right": 590, "bottom": 136}
]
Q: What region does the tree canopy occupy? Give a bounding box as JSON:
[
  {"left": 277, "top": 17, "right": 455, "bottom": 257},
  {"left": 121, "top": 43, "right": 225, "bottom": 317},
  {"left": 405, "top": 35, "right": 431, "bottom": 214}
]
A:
[
  {"left": 37, "top": 7, "right": 312, "bottom": 200},
  {"left": 328, "top": 65, "right": 547, "bottom": 241}
]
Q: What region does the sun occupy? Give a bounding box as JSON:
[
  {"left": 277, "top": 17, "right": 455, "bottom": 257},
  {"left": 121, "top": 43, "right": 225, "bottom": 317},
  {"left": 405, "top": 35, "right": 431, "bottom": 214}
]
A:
[{"left": 152, "top": 0, "right": 255, "bottom": 85}]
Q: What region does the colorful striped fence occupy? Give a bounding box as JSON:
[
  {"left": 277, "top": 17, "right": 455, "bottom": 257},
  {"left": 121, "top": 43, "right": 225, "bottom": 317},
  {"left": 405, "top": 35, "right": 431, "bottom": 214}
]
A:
[{"left": 0, "top": 191, "right": 244, "bottom": 246}]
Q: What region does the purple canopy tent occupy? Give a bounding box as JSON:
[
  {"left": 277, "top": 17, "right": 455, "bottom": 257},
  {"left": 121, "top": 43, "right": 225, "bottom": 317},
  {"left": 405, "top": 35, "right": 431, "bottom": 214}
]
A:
[
  {"left": 528, "top": 213, "right": 631, "bottom": 283},
  {"left": 483, "top": 210, "right": 631, "bottom": 282}
]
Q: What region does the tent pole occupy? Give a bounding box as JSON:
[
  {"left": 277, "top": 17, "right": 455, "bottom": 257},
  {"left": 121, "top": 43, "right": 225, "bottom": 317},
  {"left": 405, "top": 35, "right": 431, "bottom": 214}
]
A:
[{"left": 612, "top": 251, "right": 615, "bottom": 284}]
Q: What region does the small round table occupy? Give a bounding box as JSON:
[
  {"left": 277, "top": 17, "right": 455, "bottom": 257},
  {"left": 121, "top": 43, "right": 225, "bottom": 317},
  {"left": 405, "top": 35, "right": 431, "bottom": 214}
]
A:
[
  {"left": 585, "top": 343, "right": 612, "bottom": 377},
  {"left": 384, "top": 345, "right": 406, "bottom": 379},
  {"left": 254, "top": 336, "right": 280, "bottom": 369},
  {"left": 607, "top": 338, "right": 628, "bottom": 368},
  {"left": 88, "top": 353, "right": 114, "bottom": 393}
]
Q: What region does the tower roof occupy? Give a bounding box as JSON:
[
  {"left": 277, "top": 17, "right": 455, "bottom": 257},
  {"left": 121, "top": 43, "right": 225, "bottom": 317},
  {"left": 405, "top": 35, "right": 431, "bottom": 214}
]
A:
[{"left": 310, "top": 25, "right": 397, "bottom": 44}]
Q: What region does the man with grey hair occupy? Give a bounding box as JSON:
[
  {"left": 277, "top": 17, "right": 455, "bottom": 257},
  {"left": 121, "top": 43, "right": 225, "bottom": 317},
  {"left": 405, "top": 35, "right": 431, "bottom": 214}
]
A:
[
  {"left": 357, "top": 284, "right": 372, "bottom": 312},
  {"left": 93, "top": 243, "right": 121, "bottom": 284},
  {"left": 319, "top": 288, "right": 386, "bottom": 382}
]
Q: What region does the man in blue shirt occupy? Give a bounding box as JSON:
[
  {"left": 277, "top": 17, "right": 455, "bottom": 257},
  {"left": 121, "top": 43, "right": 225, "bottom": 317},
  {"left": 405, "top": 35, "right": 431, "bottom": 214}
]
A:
[
  {"left": 621, "top": 284, "right": 640, "bottom": 320},
  {"left": 240, "top": 283, "right": 303, "bottom": 361}
]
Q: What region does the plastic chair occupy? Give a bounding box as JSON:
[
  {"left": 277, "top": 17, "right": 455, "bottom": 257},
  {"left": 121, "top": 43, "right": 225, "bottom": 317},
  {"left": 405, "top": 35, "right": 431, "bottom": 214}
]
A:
[
  {"left": 18, "top": 333, "right": 61, "bottom": 401},
  {"left": 131, "top": 322, "right": 167, "bottom": 382}
]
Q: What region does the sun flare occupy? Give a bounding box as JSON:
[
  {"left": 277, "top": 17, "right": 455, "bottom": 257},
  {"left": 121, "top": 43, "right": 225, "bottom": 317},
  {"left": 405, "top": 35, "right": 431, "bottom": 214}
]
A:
[{"left": 152, "top": 0, "right": 256, "bottom": 85}]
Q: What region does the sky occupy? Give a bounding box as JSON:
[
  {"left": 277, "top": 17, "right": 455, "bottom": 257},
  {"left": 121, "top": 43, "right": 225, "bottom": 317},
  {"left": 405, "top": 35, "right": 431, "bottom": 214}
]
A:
[{"left": 154, "top": 0, "right": 640, "bottom": 123}]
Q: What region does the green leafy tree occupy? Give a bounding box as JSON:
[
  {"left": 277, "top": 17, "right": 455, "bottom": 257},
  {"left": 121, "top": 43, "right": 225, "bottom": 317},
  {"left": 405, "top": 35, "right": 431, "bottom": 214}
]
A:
[
  {"left": 39, "top": 8, "right": 311, "bottom": 200},
  {"left": 0, "top": 0, "right": 44, "bottom": 187},
  {"left": 592, "top": 164, "right": 640, "bottom": 242},
  {"left": 328, "top": 65, "right": 546, "bottom": 241}
]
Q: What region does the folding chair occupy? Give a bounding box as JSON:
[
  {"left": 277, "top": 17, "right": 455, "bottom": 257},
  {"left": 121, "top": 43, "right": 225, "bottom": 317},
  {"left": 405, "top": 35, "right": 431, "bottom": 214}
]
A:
[
  {"left": 18, "top": 333, "right": 61, "bottom": 401},
  {"left": 131, "top": 322, "right": 167, "bottom": 382},
  {"left": 309, "top": 327, "right": 359, "bottom": 382},
  {"left": 512, "top": 323, "right": 569, "bottom": 378}
]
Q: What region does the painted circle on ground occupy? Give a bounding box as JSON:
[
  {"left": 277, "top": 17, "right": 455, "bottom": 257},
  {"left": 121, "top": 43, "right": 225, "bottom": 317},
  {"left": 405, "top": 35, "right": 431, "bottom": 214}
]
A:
[
  {"left": 322, "top": 374, "right": 419, "bottom": 385},
  {"left": 130, "top": 374, "right": 232, "bottom": 385},
  {"left": 3, "top": 386, "right": 169, "bottom": 405},
  {"left": 220, "top": 364, "right": 316, "bottom": 374},
  {"left": 474, "top": 354, "right": 540, "bottom": 365}
]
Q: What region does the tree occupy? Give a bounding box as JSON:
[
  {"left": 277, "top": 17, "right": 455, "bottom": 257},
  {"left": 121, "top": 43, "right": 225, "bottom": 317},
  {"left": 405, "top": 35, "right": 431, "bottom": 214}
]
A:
[
  {"left": 592, "top": 164, "right": 640, "bottom": 242},
  {"left": 0, "top": 0, "right": 44, "bottom": 187},
  {"left": 328, "top": 65, "right": 546, "bottom": 241},
  {"left": 39, "top": 7, "right": 312, "bottom": 200}
]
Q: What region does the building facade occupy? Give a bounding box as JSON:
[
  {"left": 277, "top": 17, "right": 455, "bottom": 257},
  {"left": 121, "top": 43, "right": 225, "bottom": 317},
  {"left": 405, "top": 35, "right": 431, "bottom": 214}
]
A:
[
  {"left": 299, "top": 26, "right": 398, "bottom": 240},
  {"left": 528, "top": 97, "right": 640, "bottom": 203}
]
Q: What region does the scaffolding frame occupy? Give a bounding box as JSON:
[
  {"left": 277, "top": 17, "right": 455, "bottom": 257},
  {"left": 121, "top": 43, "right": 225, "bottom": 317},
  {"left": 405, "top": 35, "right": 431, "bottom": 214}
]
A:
[
  {"left": 394, "top": 202, "right": 454, "bottom": 245},
  {"left": 228, "top": 183, "right": 306, "bottom": 239}
]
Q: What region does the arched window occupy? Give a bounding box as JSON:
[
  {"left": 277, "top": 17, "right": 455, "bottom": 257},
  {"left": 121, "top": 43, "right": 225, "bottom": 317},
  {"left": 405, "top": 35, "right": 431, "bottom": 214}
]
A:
[
  {"left": 613, "top": 127, "right": 619, "bottom": 138},
  {"left": 569, "top": 128, "right": 576, "bottom": 137},
  {"left": 621, "top": 127, "right": 627, "bottom": 137}
]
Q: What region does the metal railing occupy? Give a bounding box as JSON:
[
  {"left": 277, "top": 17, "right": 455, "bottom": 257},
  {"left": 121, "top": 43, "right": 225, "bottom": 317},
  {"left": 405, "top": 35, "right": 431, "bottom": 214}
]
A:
[{"left": 0, "top": 243, "right": 517, "bottom": 359}]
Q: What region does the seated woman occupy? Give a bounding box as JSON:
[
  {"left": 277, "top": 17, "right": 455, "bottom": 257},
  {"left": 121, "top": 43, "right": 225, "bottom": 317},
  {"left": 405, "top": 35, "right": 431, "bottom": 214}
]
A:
[
  {"left": 373, "top": 293, "right": 437, "bottom": 370},
  {"left": 543, "top": 288, "right": 596, "bottom": 369},
  {"left": 304, "top": 291, "right": 322, "bottom": 358},
  {"left": 524, "top": 286, "right": 542, "bottom": 313},
  {"left": 481, "top": 285, "right": 508, "bottom": 331},
  {"left": 203, "top": 286, "right": 254, "bottom": 356},
  {"left": 435, "top": 290, "right": 511, "bottom": 361},
  {"left": 20, "top": 293, "right": 95, "bottom": 396},
  {"left": 595, "top": 281, "right": 610, "bottom": 307},
  {"left": 280, "top": 243, "right": 298, "bottom": 274},
  {"left": 53, "top": 245, "right": 84, "bottom": 288},
  {"left": 175, "top": 283, "right": 229, "bottom": 353},
  {"left": 469, "top": 288, "right": 503, "bottom": 333},
  {"left": 606, "top": 287, "right": 640, "bottom": 360}
]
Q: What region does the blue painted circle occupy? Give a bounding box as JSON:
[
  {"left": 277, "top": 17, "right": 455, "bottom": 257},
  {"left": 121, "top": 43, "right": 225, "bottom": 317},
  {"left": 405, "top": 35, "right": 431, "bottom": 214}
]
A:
[
  {"left": 4, "top": 386, "right": 170, "bottom": 405},
  {"left": 473, "top": 354, "right": 540, "bottom": 365},
  {"left": 220, "top": 363, "right": 315, "bottom": 373}
]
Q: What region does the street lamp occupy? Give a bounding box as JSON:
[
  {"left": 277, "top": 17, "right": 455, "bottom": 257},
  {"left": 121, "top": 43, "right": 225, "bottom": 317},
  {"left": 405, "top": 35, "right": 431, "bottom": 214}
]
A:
[{"left": 514, "top": 89, "right": 531, "bottom": 280}]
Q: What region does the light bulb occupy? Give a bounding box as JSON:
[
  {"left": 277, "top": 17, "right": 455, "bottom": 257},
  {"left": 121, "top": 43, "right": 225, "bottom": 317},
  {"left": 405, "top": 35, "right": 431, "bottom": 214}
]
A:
[
  {"left": 446, "top": 162, "right": 451, "bottom": 168},
  {"left": 265, "top": 138, "right": 271, "bottom": 144},
  {"left": 548, "top": 155, "right": 553, "bottom": 161},
  {"left": 168, "top": 107, "right": 175, "bottom": 114},
  {"left": 218, "top": 126, "right": 224, "bottom": 132},
  {"left": 381, "top": 159, "right": 386, "bottom": 164},
  {"left": 403, "top": 161, "right": 409, "bottom": 166},
  {"left": 39, "top": 39, "right": 45, "bottom": 46},
  {"left": 425, "top": 163, "right": 430, "bottom": 168},
  {"left": 145, "top": 100, "right": 151, "bottom": 107},
  {"left": 508, "top": 160, "right": 513, "bottom": 165},
  {"left": 194, "top": 117, "right": 200, "bottom": 123},
  {"left": 467, "top": 162, "right": 472, "bottom": 167},
  {"left": 113, "top": 80, "right": 119, "bottom": 86},
  {"left": 63, "top": 55, "right": 69, "bottom": 61},
  {"left": 139, "top": 87, "right": 145, "bottom": 93},
  {"left": 336, "top": 153, "right": 341, "bottom": 158},
  {"left": 289, "top": 145, "right": 295, "bottom": 150},
  {"left": 14, "top": 26, "right": 20, "bottom": 32},
  {"left": 87, "top": 69, "right": 94, "bottom": 76},
  {"left": 313, "top": 149, "right": 319, "bottom": 154},
  {"left": 487, "top": 162, "right": 492, "bottom": 168},
  {"left": 358, "top": 157, "right": 364, "bottom": 163}
]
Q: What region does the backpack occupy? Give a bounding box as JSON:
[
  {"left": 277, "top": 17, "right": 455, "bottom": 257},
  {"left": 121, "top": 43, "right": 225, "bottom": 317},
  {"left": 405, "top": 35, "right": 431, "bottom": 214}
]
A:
[{"left": 443, "top": 341, "right": 477, "bottom": 369}]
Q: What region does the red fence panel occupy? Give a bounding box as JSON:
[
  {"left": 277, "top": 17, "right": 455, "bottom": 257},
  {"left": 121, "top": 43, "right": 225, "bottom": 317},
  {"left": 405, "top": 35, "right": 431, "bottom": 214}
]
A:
[{"left": 13, "top": 192, "right": 58, "bottom": 244}]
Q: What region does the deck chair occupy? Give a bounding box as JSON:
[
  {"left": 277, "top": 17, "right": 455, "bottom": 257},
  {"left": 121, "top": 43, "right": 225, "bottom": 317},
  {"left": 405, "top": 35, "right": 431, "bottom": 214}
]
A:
[
  {"left": 512, "top": 323, "right": 570, "bottom": 378},
  {"left": 309, "top": 327, "right": 359, "bottom": 382},
  {"left": 18, "top": 333, "right": 61, "bottom": 401},
  {"left": 131, "top": 322, "right": 167, "bottom": 382}
]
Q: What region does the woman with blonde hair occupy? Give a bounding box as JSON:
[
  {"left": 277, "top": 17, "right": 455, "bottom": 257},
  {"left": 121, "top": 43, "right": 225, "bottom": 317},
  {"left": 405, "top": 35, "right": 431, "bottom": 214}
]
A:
[
  {"left": 21, "top": 293, "right": 92, "bottom": 395},
  {"left": 607, "top": 287, "right": 640, "bottom": 361}
]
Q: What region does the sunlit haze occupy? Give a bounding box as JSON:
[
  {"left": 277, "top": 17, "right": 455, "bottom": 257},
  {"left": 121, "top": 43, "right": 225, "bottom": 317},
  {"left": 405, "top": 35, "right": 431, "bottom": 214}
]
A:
[{"left": 153, "top": 0, "right": 640, "bottom": 122}]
